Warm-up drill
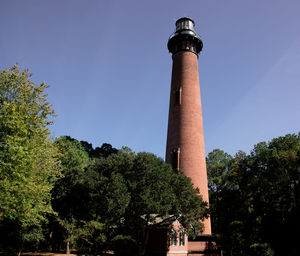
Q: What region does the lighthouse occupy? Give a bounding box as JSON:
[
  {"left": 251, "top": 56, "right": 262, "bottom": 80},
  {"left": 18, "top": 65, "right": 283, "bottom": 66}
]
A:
[
  {"left": 166, "top": 17, "right": 211, "bottom": 235},
  {"left": 145, "top": 17, "right": 217, "bottom": 256},
  {"left": 164, "top": 18, "right": 219, "bottom": 256}
]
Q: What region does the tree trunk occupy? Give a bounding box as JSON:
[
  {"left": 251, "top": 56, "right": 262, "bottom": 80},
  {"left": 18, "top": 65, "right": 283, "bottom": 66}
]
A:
[
  {"left": 66, "top": 240, "right": 70, "bottom": 256},
  {"left": 138, "top": 228, "right": 149, "bottom": 256},
  {"left": 18, "top": 238, "right": 24, "bottom": 256}
]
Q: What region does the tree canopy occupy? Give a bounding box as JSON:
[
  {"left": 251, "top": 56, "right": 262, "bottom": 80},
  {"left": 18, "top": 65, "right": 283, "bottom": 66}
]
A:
[
  {"left": 0, "top": 65, "right": 60, "bottom": 227},
  {"left": 50, "top": 144, "right": 208, "bottom": 256},
  {"left": 85, "top": 149, "right": 207, "bottom": 256},
  {"left": 207, "top": 133, "right": 300, "bottom": 256}
]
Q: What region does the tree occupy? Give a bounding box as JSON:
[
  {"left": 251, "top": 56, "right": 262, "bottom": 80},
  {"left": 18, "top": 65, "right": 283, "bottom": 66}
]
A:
[
  {"left": 0, "top": 65, "right": 60, "bottom": 227},
  {"left": 50, "top": 138, "right": 120, "bottom": 254},
  {"left": 55, "top": 136, "right": 89, "bottom": 172},
  {"left": 206, "top": 149, "right": 247, "bottom": 254},
  {"left": 207, "top": 133, "right": 300, "bottom": 256},
  {"left": 247, "top": 133, "right": 300, "bottom": 256},
  {"left": 206, "top": 149, "right": 232, "bottom": 193},
  {"left": 85, "top": 148, "right": 208, "bottom": 256},
  {"left": 80, "top": 140, "right": 118, "bottom": 158},
  {"left": 51, "top": 136, "right": 89, "bottom": 254}
]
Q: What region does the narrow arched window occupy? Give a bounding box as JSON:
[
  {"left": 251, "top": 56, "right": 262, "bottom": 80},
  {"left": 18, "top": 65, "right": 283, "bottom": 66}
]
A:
[
  {"left": 179, "top": 232, "right": 185, "bottom": 246},
  {"left": 171, "top": 230, "right": 177, "bottom": 246},
  {"left": 174, "top": 87, "right": 182, "bottom": 105},
  {"left": 171, "top": 148, "right": 180, "bottom": 172}
]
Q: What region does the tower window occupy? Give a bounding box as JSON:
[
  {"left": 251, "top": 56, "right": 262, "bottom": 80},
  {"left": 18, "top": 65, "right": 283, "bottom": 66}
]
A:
[
  {"left": 171, "top": 148, "right": 180, "bottom": 171},
  {"left": 171, "top": 230, "right": 177, "bottom": 246},
  {"left": 179, "top": 232, "right": 185, "bottom": 246},
  {"left": 174, "top": 87, "right": 182, "bottom": 105},
  {"left": 186, "top": 41, "right": 190, "bottom": 50}
]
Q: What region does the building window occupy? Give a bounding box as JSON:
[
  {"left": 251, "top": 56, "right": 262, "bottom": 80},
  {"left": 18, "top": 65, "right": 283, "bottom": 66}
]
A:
[
  {"left": 171, "top": 230, "right": 177, "bottom": 246},
  {"left": 171, "top": 148, "right": 180, "bottom": 171},
  {"left": 174, "top": 87, "right": 182, "bottom": 105},
  {"left": 186, "top": 41, "right": 190, "bottom": 50},
  {"left": 179, "top": 232, "right": 185, "bottom": 246}
]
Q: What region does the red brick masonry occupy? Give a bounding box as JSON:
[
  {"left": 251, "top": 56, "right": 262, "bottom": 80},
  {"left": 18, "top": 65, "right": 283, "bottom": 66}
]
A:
[{"left": 165, "top": 50, "right": 211, "bottom": 235}]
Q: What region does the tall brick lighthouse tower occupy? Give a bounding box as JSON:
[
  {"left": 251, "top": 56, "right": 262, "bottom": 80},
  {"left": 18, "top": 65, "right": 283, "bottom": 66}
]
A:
[
  {"left": 166, "top": 16, "right": 212, "bottom": 244},
  {"left": 146, "top": 18, "right": 217, "bottom": 256}
]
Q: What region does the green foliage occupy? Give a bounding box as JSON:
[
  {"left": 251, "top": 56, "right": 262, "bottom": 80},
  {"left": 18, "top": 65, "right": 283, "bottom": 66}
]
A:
[
  {"left": 0, "top": 65, "right": 60, "bottom": 227},
  {"left": 50, "top": 136, "right": 90, "bottom": 253},
  {"left": 207, "top": 133, "right": 300, "bottom": 256},
  {"left": 55, "top": 136, "right": 89, "bottom": 172},
  {"left": 250, "top": 243, "right": 274, "bottom": 256},
  {"left": 22, "top": 225, "right": 45, "bottom": 251},
  {"left": 76, "top": 220, "right": 107, "bottom": 255},
  {"left": 49, "top": 138, "right": 120, "bottom": 254},
  {"left": 80, "top": 141, "right": 118, "bottom": 158},
  {"left": 0, "top": 218, "right": 45, "bottom": 252},
  {"left": 206, "top": 149, "right": 232, "bottom": 192},
  {"left": 85, "top": 148, "right": 207, "bottom": 256}
]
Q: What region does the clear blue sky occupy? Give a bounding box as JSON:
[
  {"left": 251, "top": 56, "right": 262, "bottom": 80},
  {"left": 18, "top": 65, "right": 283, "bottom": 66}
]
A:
[{"left": 1, "top": 0, "right": 299, "bottom": 158}]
